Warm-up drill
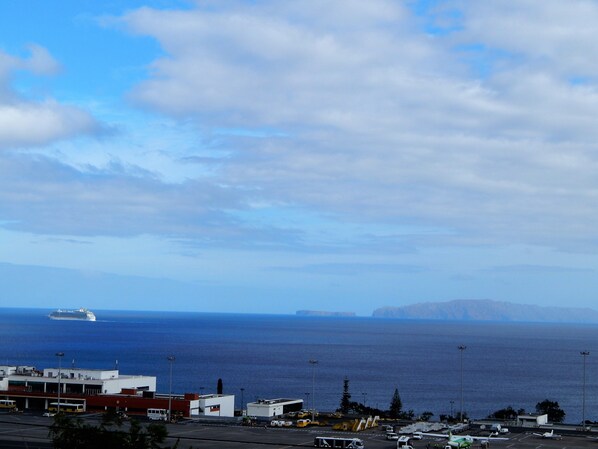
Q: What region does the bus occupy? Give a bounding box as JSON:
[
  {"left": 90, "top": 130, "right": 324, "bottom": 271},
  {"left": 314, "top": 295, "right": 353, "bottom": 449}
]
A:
[
  {"left": 0, "top": 399, "right": 16, "bottom": 410},
  {"left": 147, "top": 408, "right": 168, "bottom": 421},
  {"left": 48, "top": 402, "right": 85, "bottom": 413},
  {"left": 313, "top": 436, "right": 365, "bottom": 448}
]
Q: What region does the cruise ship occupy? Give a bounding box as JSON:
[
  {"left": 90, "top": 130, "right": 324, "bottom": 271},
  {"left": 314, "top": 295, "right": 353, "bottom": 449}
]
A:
[{"left": 48, "top": 308, "right": 96, "bottom": 321}]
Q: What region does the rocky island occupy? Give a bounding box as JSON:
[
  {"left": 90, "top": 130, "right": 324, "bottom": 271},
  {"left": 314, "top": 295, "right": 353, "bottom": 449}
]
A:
[{"left": 372, "top": 299, "right": 598, "bottom": 323}]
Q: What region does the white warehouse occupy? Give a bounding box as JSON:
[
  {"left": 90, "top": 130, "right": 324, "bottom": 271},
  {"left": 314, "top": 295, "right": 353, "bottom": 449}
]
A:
[{"left": 247, "top": 398, "right": 303, "bottom": 417}]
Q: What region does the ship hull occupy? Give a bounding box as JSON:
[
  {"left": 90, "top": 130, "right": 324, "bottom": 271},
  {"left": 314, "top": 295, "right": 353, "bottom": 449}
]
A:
[{"left": 48, "top": 309, "right": 96, "bottom": 321}]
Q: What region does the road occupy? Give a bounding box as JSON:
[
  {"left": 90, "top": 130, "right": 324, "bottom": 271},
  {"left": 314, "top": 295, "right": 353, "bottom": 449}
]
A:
[{"left": 2, "top": 414, "right": 598, "bottom": 448}]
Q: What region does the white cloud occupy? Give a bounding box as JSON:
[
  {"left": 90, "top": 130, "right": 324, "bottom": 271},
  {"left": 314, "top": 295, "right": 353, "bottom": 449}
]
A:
[
  {"left": 3, "top": 0, "right": 598, "bottom": 255},
  {"left": 19, "top": 44, "right": 61, "bottom": 76},
  {"left": 0, "top": 101, "right": 98, "bottom": 149},
  {"left": 115, "top": 0, "right": 598, "bottom": 251},
  {"left": 0, "top": 46, "right": 100, "bottom": 150},
  {"left": 460, "top": 0, "right": 598, "bottom": 78}
]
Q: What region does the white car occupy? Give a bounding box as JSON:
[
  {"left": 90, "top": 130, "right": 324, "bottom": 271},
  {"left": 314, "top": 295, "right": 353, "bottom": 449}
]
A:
[
  {"left": 43, "top": 411, "right": 56, "bottom": 417},
  {"left": 386, "top": 432, "right": 399, "bottom": 440},
  {"left": 411, "top": 432, "right": 423, "bottom": 440}
]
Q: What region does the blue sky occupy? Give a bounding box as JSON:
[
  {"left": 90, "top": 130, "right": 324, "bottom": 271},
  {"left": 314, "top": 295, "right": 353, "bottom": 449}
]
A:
[{"left": 2, "top": 0, "right": 598, "bottom": 315}]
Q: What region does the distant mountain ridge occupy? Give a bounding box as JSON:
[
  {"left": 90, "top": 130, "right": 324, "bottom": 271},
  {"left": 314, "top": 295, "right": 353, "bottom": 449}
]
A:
[{"left": 372, "top": 299, "right": 598, "bottom": 323}]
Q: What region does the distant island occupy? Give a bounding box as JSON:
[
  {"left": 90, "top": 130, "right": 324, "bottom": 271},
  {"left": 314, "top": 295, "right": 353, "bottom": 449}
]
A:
[
  {"left": 296, "top": 310, "right": 356, "bottom": 317},
  {"left": 372, "top": 299, "right": 598, "bottom": 323}
]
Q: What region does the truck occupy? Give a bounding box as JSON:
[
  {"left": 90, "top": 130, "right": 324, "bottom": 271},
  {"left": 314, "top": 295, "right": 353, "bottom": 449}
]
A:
[
  {"left": 147, "top": 408, "right": 168, "bottom": 421},
  {"left": 490, "top": 424, "right": 509, "bottom": 434},
  {"left": 396, "top": 435, "right": 415, "bottom": 449}
]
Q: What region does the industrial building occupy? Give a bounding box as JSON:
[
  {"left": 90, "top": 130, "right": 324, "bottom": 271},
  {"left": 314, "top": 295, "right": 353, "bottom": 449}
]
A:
[
  {"left": 516, "top": 414, "right": 549, "bottom": 427},
  {"left": 0, "top": 364, "right": 234, "bottom": 418},
  {"left": 246, "top": 398, "right": 303, "bottom": 417}
]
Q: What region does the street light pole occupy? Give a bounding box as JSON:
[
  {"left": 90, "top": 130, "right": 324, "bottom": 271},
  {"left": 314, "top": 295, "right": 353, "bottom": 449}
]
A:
[
  {"left": 362, "top": 392, "right": 367, "bottom": 408},
  {"left": 55, "top": 352, "right": 64, "bottom": 414},
  {"left": 309, "top": 359, "right": 318, "bottom": 421},
  {"left": 581, "top": 351, "right": 590, "bottom": 429},
  {"left": 167, "top": 355, "right": 175, "bottom": 422},
  {"left": 458, "top": 345, "right": 466, "bottom": 422},
  {"left": 240, "top": 388, "right": 245, "bottom": 415}
]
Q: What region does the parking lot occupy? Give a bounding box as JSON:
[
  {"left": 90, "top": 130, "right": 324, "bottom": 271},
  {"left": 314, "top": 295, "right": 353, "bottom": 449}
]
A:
[{"left": 2, "top": 413, "right": 598, "bottom": 449}]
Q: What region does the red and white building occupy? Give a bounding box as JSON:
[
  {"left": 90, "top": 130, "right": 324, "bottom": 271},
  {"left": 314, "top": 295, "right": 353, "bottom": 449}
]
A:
[{"left": 0, "top": 365, "right": 234, "bottom": 418}]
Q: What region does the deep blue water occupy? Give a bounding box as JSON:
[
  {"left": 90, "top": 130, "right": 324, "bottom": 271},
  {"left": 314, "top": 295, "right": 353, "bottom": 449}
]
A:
[{"left": 1, "top": 308, "right": 597, "bottom": 424}]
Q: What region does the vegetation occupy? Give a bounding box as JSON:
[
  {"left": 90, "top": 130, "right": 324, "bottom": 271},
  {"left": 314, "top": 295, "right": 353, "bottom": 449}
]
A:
[
  {"left": 388, "top": 388, "right": 402, "bottom": 418},
  {"left": 536, "top": 399, "right": 565, "bottom": 423},
  {"left": 50, "top": 412, "right": 179, "bottom": 449},
  {"left": 451, "top": 411, "right": 468, "bottom": 422},
  {"left": 418, "top": 411, "right": 434, "bottom": 422},
  {"left": 488, "top": 406, "right": 520, "bottom": 420},
  {"left": 336, "top": 378, "right": 384, "bottom": 416},
  {"left": 336, "top": 378, "right": 414, "bottom": 419},
  {"left": 339, "top": 377, "right": 351, "bottom": 414}
]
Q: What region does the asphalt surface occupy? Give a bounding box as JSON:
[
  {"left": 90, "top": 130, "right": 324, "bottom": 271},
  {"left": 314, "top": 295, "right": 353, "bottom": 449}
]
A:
[{"left": 2, "top": 413, "right": 598, "bottom": 449}]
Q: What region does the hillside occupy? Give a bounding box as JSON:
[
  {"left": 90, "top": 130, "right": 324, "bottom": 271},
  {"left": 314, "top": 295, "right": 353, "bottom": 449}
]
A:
[{"left": 372, "top": 299, "right": 598, "bottom": 323}]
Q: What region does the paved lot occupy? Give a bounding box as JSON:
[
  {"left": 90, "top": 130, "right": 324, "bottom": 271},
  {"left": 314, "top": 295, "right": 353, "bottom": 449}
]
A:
[
  {"left": 164, "top": 425, "right": 598, "bottom": 449},
  {"left": 3, "top": 414, "right": 598, "bottom": 448}
]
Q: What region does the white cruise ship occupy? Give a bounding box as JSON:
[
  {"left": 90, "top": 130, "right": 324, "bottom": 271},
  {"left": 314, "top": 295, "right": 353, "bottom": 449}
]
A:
[{"left": 48, "top": 308, "right": 96, "bottom": 321}]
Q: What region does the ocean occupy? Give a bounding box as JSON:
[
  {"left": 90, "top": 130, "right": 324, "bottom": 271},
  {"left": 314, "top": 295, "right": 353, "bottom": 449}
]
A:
[{"left": 1, "top": 308, "right": 597, "bottom": 424}]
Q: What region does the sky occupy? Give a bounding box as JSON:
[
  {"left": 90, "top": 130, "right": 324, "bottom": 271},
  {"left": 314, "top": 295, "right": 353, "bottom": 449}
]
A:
[{"left": 2, "top": 0, "right": 598, "bottom": 315}]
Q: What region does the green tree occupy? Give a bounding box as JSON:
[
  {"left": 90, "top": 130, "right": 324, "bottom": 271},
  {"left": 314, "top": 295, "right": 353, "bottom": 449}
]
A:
[
  {"left": 419, "top": 411, "right": 434, "bottom": 422},
  {"left": 339, "top": 377, "right": 352, "bottom": 414},
  {"left": 535, "top": 399, "right": 565, "bottom": 423},
  {"left": 488, "top": 406, "right": 518, "bottom": 420},
  {"left": 389, "top": 388, "right": 402, "bottom": 418},
  {"left": 50, "top": 413, "right": 178, "bottom": 449}
]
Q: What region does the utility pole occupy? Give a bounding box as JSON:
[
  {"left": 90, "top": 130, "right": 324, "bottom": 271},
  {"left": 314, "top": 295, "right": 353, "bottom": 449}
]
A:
[
  {"left": 309, "top": 359, "right": 318, "bottom": 421},
  {"left": 458, "top": 345, "right": 466, "bottom": 422},
  {"left": 240, "top": 388, "right": 245, "bottom": 415},
  {"left": 55, "top": 352, "right": 64, "bottom": 414},
  {"left": 167, "top": 355, "right": 175, "bottom": 421},
  {"left": 581, "top": 351, "right": 590, "bottom": 429}
]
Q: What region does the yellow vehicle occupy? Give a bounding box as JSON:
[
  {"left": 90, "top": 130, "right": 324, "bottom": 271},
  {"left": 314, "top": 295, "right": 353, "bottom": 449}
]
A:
[
  {"left": 0, "top": 400, "right": 16, "bottom": 410},
  {"left": 297, "top": 419, "right": 311, "bottom": 427},
  {"left": 48, "top": 402, "right": 85, "bottom": 413}
]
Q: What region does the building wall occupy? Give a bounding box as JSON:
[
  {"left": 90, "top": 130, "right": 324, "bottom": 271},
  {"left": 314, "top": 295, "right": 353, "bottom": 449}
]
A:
[
  {"left": 199, "top": 395, "right": 235, "bottom": 417},
  {"left": 100, "top": 377, "right": 156, "bottom": 394},
  {"left": 516, "top": 414, "right": 549, "bottom": 427},
  {"left": 87, "top": 395, "right": 189, "bottom": 417},
  {"left": 5, "top": 373, "right": 156, "bottom": 395},
  {"left": 247, "top": 399, "right": 302, "bottom": 417},
  {"left": 43, "top": 368, "right": 119, "bottom": 380}
]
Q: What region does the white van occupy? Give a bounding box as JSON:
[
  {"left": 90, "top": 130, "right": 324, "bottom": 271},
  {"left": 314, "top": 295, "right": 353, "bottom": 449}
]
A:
[{"left": 147, "top": 408, "right": 168, "bottom": 421}]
